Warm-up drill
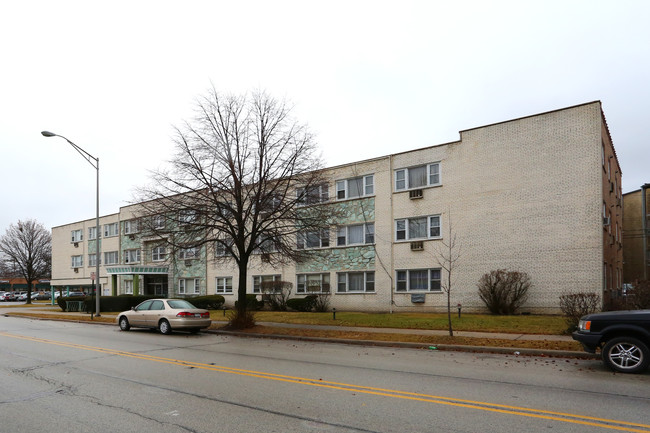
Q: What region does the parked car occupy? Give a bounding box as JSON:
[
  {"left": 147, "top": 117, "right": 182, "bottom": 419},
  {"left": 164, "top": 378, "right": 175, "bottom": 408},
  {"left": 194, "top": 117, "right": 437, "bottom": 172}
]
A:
[
  {"left": 16, "top": 292, "right": 28, "bottom": 301},
  {"left": 116, "top": 299, "right": 211, "bottom": 335},
  {"left": 0, "top": 292, "right": 9, "bottom": 301},
  {"left": 31, "top": 291, "right": 51, "bottom": 300},
  {"left": 572, "top": 310, "right": 650, "bottom": 373}
]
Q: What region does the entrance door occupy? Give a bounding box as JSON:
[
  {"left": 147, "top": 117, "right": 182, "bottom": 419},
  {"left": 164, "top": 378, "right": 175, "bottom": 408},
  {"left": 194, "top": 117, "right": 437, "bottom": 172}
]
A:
[
  {"left": 144, "top": 275, "right": 168, "bottom": 297},
  {"left": 153, "top": 283, "right": 165, "bottom": 296}
]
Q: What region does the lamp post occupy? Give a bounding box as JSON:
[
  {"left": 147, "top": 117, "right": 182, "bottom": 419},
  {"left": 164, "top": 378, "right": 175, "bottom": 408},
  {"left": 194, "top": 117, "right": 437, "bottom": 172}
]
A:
[{"left": 41, "top": 131, "right": 101, "bottom": 316}]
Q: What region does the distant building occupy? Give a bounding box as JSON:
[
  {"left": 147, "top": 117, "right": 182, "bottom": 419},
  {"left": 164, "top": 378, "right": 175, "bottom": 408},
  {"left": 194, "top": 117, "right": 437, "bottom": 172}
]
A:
[
  {"left": 623, "top": 185, "right": 650, "bottom": 283},
  {"left": 0, "top": 277, "right": 50, "bottom": 292},
  {"left": 50, "top": 101, "right": 622, "bottom": 313}
]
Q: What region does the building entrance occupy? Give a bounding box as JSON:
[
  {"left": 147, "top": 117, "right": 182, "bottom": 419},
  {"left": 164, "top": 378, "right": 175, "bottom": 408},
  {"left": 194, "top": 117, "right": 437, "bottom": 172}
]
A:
[{"left": 144, "top": 275, "right": 168, "bottom": 297}]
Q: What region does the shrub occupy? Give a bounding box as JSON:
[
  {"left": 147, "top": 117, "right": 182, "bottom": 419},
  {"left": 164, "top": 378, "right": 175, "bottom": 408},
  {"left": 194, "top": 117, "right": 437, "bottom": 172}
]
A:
[
  {"left": 287, "top": 295, "right": 318, "bottom": 312},
  {"left": 477, "top": 269, "right": 531, "bottom": 315},
  {"left": 234, "top": 294, "right": 264, "bottom": 311},
  {"left": 631, "top": 280, "right": 650, "bottom": 309},
  {"left": 312, "top": 293, "right": 331, "bottom": 312},
  {"left": 57, "top": 294, "right": 156, "bottom": 312},
  {"left": 83, "top": 295, "right": 156, "bottom": 313},
  {"left": 559, "top": 292, "right": 601, "bottom": 332},
  {"left": 227, "top": 309, "right": 256, "bottom": 329},
  {"left": 261, "top": 281, "right": 292, "bottom": 311},
  {"left": 186, "top": 295, "right": 225, "bottom": 310}
]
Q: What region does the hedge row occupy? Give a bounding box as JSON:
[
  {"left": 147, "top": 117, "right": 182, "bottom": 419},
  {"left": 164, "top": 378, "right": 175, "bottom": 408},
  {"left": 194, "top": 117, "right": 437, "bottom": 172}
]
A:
[{"left": 57, "top": 294, "right": 225, "bottom": 312}]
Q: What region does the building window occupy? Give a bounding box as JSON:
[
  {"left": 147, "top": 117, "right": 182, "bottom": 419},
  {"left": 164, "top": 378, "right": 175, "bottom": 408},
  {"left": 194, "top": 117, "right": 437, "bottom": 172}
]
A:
[
  {"left": 253, "top": 275, "right": 281, "bottom": 293},
  {"left": 395, "top": 215, "right": 441, "bottom": 241},
  {"left": 104, "top": 223, "right": 118, "bottom": 238},
  {"left": 394, "top": 162, "right": 440, "bottom": 191},
  {"left": 124, "top": 249, "right": 141, "bottom": 264},
  {"left": 253, "top": 236, "right": 278, "bottom": 254},
  {"left": 124, "top": 280, "right": 133, "bottom": 294},
  {"left": 153, "top": 215, "right": 165, "bottom": 229},
  {"left": 297, "top": 184, "right": 329, "bottom": 206},
  {"left": 336, "top": 223, "right": 374, "bottom": 246},
  {"left": 215, "top": 277, "right": 233, "bottom": 294},
  {"left": 88, "top": 254, "right": 100, "bottom": 267},
  {"left": 297, "top": 273, "right": 330, "bottom": 293},
  {"left": 297, "top": 230, "right": 330, "bottom": 249},
  {"left": 104, "top": 251, "right": 118, "bottom": 265},
  {"left": 88, "top": 227, "right": 99, "bottom": 240},
  {"left": 336, "top": 175, "right": 374, "bottom": 200},
  {"left": 152, "top": 246, "right": 167, "bottom": 262},
  {"left": 337, "top": 271, "right": 374, "bottom": 293},
  {"left": 71, "top": 229, "right": 83, "bottom": 243},
  {"left": 215, "top": 239, "right": 233, "bottom": 257},
  {"left": 395, "top": 269, "right": 441, "bottom": 292},
  {"left": 179, "top": 209, "right": 198, "bottom": 224},
  {"left": 71, "top": 255, "right": 83, "bottom": 268},
  {"left": 179, "top": 246, "right": 200, "bottom": 260},
  {"left": 178, "top": 278, "right": 200, "bottom": 295},
  {"left": 124, "top": 219, "right": 139, "bottom": 235}
]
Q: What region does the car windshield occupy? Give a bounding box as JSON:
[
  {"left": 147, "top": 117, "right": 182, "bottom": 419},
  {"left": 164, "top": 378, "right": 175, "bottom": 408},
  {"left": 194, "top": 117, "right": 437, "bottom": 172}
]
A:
[{"left": 167, "top": 300, "right": 198, "bottom": 309}]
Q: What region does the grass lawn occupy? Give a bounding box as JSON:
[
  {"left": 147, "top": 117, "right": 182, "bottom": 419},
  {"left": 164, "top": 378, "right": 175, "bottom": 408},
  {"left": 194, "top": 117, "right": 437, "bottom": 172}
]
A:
[{"left": 210, "top": 311, "right": 569, "bottom": 335}]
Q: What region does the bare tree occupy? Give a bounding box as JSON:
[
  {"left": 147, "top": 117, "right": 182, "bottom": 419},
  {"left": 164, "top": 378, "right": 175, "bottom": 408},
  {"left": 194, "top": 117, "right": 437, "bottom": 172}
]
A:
[
  {"left": 135, "top": 89, "right": 335, "bottom": 328},
  {"left": 0, "top": 220, "right": 51, "bottom": 304},
  {"left": 434, "top": 212, "right": 461, "bottom": 337}
]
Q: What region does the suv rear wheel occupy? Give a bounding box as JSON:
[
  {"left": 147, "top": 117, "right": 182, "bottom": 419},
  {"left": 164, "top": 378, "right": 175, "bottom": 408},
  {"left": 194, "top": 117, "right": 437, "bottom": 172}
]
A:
[{"left": 602, "top": 337, "right": 650, "bottom": 374}]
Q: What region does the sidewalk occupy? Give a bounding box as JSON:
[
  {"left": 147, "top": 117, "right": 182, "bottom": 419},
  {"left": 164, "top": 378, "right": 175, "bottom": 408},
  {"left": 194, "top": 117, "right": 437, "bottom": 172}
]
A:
[{"left": 2, "top": 304, "right": 593, "bottom": 359}]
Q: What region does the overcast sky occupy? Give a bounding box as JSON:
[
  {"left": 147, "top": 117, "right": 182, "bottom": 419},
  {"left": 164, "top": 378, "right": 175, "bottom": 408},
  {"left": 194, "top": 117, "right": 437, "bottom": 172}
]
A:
[{"left": 1, "top": 0, "right": 648, "bottom": 233}]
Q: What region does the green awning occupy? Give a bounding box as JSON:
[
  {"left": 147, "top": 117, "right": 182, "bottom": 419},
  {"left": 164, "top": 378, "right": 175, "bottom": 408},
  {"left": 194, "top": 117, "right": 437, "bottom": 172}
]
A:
[{"left": 106, "top": 266, "right": 169, "bottom": 275}]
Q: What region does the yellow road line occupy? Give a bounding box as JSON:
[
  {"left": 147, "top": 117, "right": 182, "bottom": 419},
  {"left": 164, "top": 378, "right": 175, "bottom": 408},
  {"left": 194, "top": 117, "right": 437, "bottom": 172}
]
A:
[{"left": 3, "top": 331, "right": 649, "bottom": 432}]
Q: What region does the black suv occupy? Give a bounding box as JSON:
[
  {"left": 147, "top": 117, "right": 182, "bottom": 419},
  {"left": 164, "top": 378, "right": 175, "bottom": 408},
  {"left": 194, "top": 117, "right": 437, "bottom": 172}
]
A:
[{"left": 572, "top": 310, "right": 650, "bottom": 373}]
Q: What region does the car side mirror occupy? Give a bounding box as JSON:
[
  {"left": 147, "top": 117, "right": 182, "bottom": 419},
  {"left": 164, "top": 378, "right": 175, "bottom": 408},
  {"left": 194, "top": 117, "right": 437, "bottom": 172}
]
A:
[{"left": 131, "top": 307, "right": 135, "bottom": 311}]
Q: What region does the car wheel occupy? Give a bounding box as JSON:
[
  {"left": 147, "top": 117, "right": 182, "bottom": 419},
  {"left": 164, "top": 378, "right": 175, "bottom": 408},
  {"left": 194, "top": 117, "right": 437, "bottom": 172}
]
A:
[
  {"left": 159, "top": 319, "right": 172, "bottom": 335},
  {"left": 602, "top": 337, "right": 650, "bottom": 374},
  {"left": 119, "top": 316, "right": 130, "bottom": 331}
]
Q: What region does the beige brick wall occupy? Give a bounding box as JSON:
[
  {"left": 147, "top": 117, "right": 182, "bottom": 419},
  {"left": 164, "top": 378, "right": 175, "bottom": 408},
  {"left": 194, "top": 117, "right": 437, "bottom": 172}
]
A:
[
  {"left": 51, "top": 214, "right": 120, "bottom": 293},
  {"left": 50, "top": 102, "right": 614, "bottom": 313}
]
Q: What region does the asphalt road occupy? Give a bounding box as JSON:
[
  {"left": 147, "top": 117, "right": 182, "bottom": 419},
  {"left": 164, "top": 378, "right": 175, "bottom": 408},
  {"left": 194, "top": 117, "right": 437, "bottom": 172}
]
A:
[{"left": 1, "top": 316, "right": 649, "bottom": 433}]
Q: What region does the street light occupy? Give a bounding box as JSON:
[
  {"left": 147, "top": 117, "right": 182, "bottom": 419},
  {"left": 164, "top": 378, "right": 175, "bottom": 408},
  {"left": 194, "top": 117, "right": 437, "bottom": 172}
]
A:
[{"left": 41, "top": 131, "right": 101, "bottom": 316}]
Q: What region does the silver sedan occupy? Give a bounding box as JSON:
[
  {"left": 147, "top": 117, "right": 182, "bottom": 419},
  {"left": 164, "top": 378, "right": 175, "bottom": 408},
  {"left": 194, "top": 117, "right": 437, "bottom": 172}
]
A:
[{"left": 116, "top": 299, "right": 212, "bottom": 334}]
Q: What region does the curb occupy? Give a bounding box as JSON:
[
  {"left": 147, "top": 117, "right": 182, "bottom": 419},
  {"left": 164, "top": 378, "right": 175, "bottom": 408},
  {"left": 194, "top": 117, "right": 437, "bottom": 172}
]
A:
[{"left": 206, "top": 329, "right": 598, "bottom": 359}]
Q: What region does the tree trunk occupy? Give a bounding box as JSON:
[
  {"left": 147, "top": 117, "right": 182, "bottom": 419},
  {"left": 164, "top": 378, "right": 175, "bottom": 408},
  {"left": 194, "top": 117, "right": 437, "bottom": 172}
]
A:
[{"left": 236, "top": 256, "right": 249, "bottom": 317}]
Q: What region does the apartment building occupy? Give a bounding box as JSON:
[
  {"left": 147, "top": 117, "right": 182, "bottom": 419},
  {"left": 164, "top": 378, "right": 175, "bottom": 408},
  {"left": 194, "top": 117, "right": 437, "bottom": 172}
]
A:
[
  {"left": 623, "top": 185, "right": 650, "bottom": 284},
  {"left": 50, "top": 101, "right": 622, "bottom": 313}
]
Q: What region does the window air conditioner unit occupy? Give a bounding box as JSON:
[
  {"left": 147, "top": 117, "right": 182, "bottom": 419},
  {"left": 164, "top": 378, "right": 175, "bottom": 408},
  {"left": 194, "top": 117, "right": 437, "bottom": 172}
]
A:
[
  {"left": 409, "top": 189, "right": 423, "bottom": 199},
  {"left": 129, "top": 234, "right": 136, "bottom": 240},
  {"left": 261, "top": 253, "right": 271, "bottom": 263},
  {"left": 411, "top": 294, "right": 426, "bottom": 303},
  {"left": 603, "top": 216, "right": 611, "bottom": 226},
  {"left": 410, "top": 241, "right": 424, "bottom": 251},
  {"left": 185, "top": 260, "right": 192, "bottom": 267},
  {"left": 73, "top": 268, "right": 79, "bottom": 273},
  {"left": 74, "top": 242, "right": 79, "bottom": 247}
]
